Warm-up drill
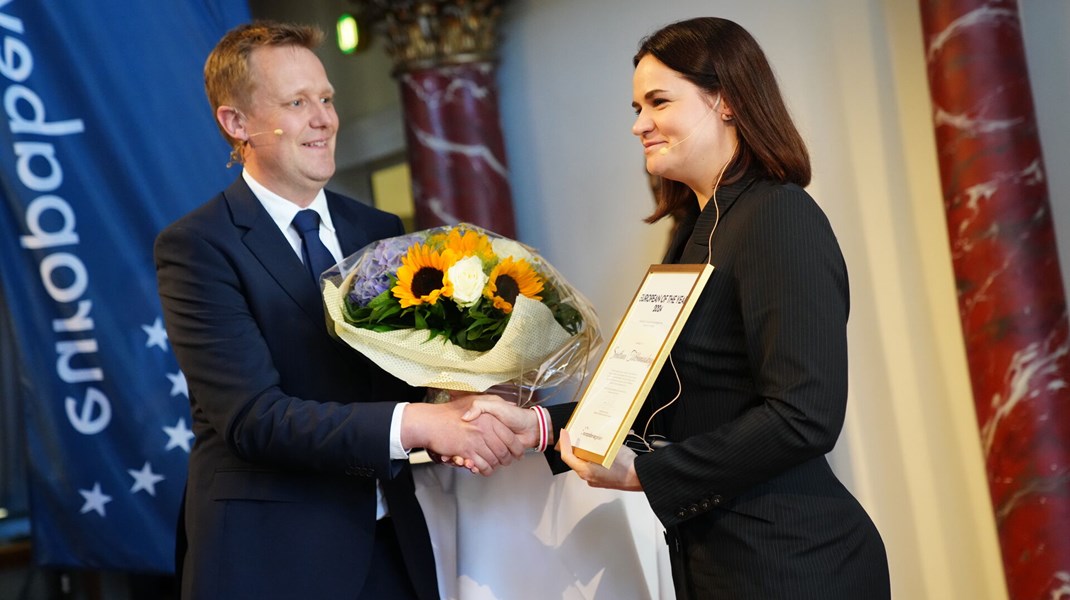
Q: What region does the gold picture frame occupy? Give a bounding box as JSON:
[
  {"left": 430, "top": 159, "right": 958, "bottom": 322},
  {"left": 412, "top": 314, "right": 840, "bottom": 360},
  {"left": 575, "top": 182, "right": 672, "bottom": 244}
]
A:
[{"left": 565, "top": 264, "right": 714, "bottom": 467}]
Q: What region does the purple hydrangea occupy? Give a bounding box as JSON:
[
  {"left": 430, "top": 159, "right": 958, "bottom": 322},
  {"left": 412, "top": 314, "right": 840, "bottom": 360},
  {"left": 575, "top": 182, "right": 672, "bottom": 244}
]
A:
[{"left": 347, "top": 235, "right": 416, "bottom": 305}]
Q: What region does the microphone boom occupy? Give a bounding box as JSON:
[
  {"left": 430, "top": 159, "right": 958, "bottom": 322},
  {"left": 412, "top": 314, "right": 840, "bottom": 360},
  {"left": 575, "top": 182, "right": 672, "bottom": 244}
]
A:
[{"left": 248, "top": 129, "right": 283, "bottom": 138}]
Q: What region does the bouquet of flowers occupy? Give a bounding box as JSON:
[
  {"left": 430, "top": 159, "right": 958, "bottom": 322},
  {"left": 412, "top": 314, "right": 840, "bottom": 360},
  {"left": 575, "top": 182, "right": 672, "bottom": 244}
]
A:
[{"left": 322, "top": 223, "right": 601, "bottom": 406}]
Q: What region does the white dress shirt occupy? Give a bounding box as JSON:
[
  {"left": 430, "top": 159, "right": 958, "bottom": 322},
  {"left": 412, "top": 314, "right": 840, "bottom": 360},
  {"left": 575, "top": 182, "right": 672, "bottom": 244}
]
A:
[{"left": 243, "top": 170, "right": 409, "bottom": 518}]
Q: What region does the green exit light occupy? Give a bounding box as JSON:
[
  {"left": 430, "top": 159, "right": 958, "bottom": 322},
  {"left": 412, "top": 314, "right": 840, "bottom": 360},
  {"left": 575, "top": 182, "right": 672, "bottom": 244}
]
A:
[{"left": 337, "top": 14, "right": 359, "bottom": 55}]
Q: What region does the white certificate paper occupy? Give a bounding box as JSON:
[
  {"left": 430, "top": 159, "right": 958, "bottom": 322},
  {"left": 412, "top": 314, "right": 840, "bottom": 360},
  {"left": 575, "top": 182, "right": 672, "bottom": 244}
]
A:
[{"left": 565, "top": 264, "right": 713, "bottom": 467}]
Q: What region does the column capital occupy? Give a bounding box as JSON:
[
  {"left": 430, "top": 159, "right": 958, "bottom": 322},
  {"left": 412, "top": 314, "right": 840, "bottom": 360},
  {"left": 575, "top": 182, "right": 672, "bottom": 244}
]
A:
[{"left": 353, "top": 0, "right": 505, "bottom": 73}]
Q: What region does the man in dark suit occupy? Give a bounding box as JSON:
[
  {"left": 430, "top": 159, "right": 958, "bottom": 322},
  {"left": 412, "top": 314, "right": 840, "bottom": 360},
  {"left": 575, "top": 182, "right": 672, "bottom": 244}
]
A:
[{"left": 155, "top": 21, "right": 523, "bottom": 600}]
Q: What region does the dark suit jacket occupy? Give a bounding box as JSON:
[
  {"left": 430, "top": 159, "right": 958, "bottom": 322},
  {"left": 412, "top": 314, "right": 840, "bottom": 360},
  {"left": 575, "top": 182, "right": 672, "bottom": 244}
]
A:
[
  {"left": 155, "top": 177, "right": 437, "bottom": 600},
  {"left": 549, "top": 175, "right": 889, "bottom": 598}
]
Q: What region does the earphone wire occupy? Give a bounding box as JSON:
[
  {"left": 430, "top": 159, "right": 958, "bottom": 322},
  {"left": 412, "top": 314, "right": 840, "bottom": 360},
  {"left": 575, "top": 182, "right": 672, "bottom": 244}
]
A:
[{"left": 635, "top": 142, "right": 736, "bottom": 448}]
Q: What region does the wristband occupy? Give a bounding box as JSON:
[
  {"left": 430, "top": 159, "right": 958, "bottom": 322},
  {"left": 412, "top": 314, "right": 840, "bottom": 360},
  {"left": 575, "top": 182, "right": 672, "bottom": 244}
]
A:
[{"left": 530, "top": 405, "right": 549, "bottom": 452}]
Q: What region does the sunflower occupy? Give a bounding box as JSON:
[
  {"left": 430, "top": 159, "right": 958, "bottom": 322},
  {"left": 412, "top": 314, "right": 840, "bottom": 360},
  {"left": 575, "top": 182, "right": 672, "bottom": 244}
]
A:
[
  {"left": 485, "top": 257, "right": 544, "bottom": 313},
  {"left": 392, "top": 244, "right": 456, "bottom": 308},
  {"left": 440, "top": 227, "right": 493, "bottom": 260}
]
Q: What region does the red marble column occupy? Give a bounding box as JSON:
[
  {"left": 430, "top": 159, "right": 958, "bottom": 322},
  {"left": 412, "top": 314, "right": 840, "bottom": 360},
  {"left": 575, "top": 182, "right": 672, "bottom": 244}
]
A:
[
  {"left": 358, "top": 0, "right": 517, "bottom": 237},
  {"left": 399, "top": 63, "right": 516, "bottom": 235},
  {"left": 919, "top": 1, "right": 1070, "bottom": 598}
]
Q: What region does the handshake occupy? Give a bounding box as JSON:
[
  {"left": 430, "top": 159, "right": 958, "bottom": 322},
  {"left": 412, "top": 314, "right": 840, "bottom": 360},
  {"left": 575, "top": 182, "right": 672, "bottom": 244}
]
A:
[
  {"left": 400, "top": 391, "right": 643, "bottom": 492},
  {"left": 400, "top": 392, "right": 551, "bottom": 476}
]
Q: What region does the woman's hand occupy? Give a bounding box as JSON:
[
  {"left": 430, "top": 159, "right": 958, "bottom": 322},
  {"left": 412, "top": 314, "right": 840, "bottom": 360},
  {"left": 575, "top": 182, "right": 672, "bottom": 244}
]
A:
[
  {"left": 558, "top": 429, "right": 643, "bottom": 491},
  {"left": 461, "top": 396, "right": 541, "bottom": 448},
  {"left": 426, "top": 393, "right": 540, "bottom": 473},
  {"left": 404, "top": 394, "right": 526, "bottom": 475}
]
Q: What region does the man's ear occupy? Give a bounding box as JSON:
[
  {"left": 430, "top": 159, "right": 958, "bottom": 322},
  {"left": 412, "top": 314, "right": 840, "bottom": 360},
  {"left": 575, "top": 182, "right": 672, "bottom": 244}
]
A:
[{"left": 217, "top": 106, "right": 246, "bottom": 141}]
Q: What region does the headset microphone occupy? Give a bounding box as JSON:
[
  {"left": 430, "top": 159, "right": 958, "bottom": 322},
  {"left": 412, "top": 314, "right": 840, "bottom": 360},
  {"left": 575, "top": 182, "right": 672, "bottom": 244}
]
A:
[
  {"left": 248, "top": 129, "right": 283, "bottom": 139},
  {"left": 658, "top": 110, "right": 714, "bottom": 155},
  {"left": 657, "top": 94, "right": 723, "bottom": 155}
]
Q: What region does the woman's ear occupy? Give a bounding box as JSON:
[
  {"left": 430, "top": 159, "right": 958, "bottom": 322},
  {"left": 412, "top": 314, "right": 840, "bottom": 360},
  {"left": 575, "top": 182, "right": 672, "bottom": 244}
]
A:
[{"left": 720, "top": 100, "right": 735, "bottom": 121}]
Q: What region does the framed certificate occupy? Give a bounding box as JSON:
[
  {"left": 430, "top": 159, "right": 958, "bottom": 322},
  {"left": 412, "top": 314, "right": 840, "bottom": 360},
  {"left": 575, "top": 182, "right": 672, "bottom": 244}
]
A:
[{"left": 564, "top": 263, "right": 713, "bottom": 467}]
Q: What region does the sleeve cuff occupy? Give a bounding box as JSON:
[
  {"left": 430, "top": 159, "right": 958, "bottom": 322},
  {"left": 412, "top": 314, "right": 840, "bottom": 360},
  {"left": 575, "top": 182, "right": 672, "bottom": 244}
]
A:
[{"left": 390, "top": 402, "right": 410, "bottom": 460}]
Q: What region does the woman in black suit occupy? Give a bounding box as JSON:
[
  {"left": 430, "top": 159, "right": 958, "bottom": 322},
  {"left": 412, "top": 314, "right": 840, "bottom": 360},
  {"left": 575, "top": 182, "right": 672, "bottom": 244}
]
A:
[{"left": 468, "top": 16, "right": 891, "bottom": 599}]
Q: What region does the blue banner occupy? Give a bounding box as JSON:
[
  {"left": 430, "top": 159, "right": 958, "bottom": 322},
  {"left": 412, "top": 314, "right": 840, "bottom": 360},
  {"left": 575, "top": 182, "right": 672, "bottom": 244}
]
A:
[{"left": 0, "top": 0, "right": 250, "bottom": 572}]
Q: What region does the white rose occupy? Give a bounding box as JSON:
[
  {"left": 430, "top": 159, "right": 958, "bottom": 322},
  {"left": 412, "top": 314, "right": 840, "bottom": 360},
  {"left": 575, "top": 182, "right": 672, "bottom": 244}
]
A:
[
  {"left": 448, "top": 255, "right": 489, "bottom": 307},
  {"left": 491, "top": 238, "right": 534, "bottom": 263}
]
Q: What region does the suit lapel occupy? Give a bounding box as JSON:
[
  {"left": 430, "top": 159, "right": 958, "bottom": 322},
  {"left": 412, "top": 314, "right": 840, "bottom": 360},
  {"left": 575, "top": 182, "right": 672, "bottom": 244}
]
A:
[
  {"left": 677, "top": 175, "right": 758, "bottom": 264},
  {"left": 662, "top": 205, "right": 699, "bottom": 264},
  {"left": 327, "top": 191, "right": 375, "bottom": 257},
  {"left": 225, "top": 178, "right": 327, "bottom": 324}
]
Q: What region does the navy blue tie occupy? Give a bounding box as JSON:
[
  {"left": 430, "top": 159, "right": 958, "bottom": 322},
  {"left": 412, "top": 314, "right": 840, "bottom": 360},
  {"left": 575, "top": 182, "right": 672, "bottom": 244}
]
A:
[{"left": 292, "top": 209, "right": 335, "bottom": 285}]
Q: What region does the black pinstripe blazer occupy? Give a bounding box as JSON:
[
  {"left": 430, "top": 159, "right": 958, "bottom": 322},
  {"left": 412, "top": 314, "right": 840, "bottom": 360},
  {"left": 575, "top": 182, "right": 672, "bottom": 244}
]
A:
[{"left": 550, "top": 174, "right": 890, "bottom": 598}]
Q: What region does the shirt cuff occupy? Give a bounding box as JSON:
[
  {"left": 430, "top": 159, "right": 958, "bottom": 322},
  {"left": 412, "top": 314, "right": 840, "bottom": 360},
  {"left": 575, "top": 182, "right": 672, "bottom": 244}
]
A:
[{"left": 390, "top": 402, "right": 410, "bottom": 460}]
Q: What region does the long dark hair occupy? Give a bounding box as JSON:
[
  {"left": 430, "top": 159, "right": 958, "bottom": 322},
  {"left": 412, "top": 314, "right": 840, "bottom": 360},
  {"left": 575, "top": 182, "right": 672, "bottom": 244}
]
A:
[{"left": 635, "top": 17, "right": 810, "bottom": 223}]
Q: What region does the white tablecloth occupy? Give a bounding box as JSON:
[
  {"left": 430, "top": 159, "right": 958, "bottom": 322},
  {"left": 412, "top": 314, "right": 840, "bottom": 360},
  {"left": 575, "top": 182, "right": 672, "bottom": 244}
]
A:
[{"left": 412, "top": 452, "right": 674, "bottom": 600}]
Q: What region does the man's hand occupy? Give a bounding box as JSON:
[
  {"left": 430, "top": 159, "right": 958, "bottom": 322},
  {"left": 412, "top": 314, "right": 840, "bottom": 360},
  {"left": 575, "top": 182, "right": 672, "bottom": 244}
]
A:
[
  {"left": 558, "top": 429, "right": 643, "bottom": 491},
  {"left": 461, "top": 396, "right": 541, "bottom": 448},
  {"left": 401, "top": 395, "right": 525, "bottom": 475}
]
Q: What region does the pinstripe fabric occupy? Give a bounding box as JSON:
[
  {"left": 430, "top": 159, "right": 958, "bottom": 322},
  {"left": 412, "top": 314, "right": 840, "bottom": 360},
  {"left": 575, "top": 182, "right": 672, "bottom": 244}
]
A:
[{"left": 627, "top": 175, "right": 891, "bottom": 599}]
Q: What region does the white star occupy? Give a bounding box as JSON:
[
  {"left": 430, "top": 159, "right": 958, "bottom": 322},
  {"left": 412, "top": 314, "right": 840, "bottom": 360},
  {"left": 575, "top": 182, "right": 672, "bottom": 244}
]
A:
[
  {"left": 78, "top": 482, "right": 112, "bottom": 517},
  {"left": 167, "top": 371, "right": 188, "bottom": 398},
  {"left": 141, "top": 317, "right": 169, "bottom": 351},
  {"left": 164, "top": 418, "right": 195, "bottom": 453},
  {"left": 128, "top": 462, "right": 166, "bottom": 496}
]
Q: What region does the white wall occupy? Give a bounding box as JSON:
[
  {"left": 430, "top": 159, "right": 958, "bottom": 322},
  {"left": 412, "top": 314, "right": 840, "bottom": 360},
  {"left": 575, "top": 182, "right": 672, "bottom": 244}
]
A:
[
  {"left": 1021, "top": 1, "right": 1070, "bottom": 291},
  {"left": 495, "top": 0, "right": 1070, "bottom": 597}
]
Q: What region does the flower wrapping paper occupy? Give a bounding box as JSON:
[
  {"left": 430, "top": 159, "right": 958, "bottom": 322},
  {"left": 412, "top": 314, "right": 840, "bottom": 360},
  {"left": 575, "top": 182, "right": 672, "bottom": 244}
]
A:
[{"left": 321, "top": 224, "right": 601, "bottom": 403}]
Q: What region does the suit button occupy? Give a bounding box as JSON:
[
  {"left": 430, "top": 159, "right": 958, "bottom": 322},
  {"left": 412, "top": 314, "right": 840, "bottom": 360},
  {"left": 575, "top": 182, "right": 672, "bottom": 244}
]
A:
[
  {"left": 712, "top": 495, "right": 723, "bottom": 506},
  {"left": 699, "top": 500, "right": 710, "bottom": 511},
  {"left": 676, "top": 510, "right": 687, "bottom": 518}
]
